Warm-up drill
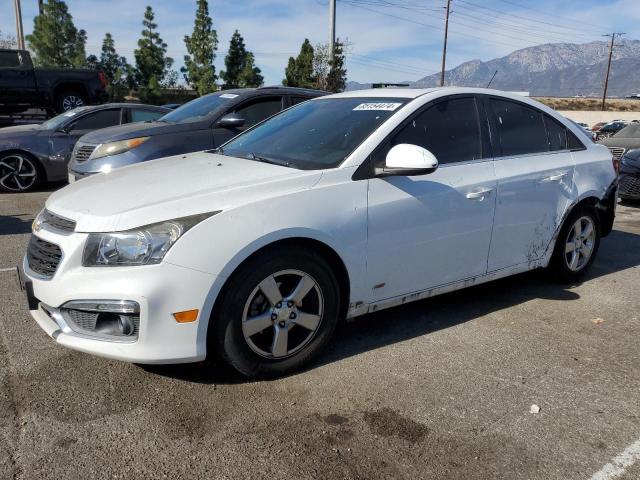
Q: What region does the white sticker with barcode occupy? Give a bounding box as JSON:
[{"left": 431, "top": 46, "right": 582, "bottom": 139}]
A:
[
  {"left": 353, "top": 102, "right": 402, "bottom": 111},
  {"left": 220, "top": 93, "right": 239, "bottom": 99}
]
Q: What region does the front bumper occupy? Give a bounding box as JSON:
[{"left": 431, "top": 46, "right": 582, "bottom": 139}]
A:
[{"left": 23, "top": 228, "right": 217, "bottom": 364}]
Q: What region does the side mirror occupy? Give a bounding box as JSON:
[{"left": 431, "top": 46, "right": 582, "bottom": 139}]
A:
[
  {"left": 376, "top": 144, "right": 439, "bottom": 177},
  {"left": 217, "top": 114, "right": 245, "bottom": 128}
]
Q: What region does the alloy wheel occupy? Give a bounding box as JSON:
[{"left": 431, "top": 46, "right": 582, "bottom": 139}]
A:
[
  {"left": 242, "top": 269, "right": 324, "bottom": 359},
  {"left": 62, "top": 95, "right": 84, "bottom": 111},
  {"left": 0, "top": 155, "right": 38, "bottom": 192},
  {"left": 564, "top": 216, "right": 596, "bottom": 272}
]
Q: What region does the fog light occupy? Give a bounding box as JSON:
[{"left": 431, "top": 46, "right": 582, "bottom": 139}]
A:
[
  {"left": 94, "top": 312, "right": 136, "bottom": 337},
  {"left": 117, "top": 315, "right": 135, "bottom": 336}
]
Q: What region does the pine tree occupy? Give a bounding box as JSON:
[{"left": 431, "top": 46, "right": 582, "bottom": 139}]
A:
[
  {"left": 220, "top": 30, "right": 245, "bottom": 89},
  {"left": 134, "top": 6, "right": 173, "bottom": 101},
  {"left": 96, "top": 33, "right": 132, "bottom": 99},
  {"left": 283, "top": 39, "right": 315, "bottom": 88},
  {"left": 220, "top": 30, "right": 263, "bottom": 89},
  {"left": 182, "top": 0, "right": 218, "bottom": 95},
  {"left": 326, "top": 40, "right": 347, "bottom": 93},
  {"left": 238, "top": 52, "right": 264, "bottom": 88},
  {"left": 26, "top": 0, "right": 87, "bottom": 68}
]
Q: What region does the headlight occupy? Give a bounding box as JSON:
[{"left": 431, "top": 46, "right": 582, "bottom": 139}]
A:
[
  {"left": 89, "top": 137, "right": 149, "bottom": 160},
  {"left": 82, "top": 212, "right": 219, "bottom": 266}
]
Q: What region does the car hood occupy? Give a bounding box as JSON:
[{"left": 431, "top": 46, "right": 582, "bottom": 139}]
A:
[
  {"left": 598, "top": 137, "right": 640, "bottom": 149},
  {"left": 0, "top": 124, "right": 43, "bottom": 141},
  {"left": 79, "top": 120, "right": 206, "bottom": 143},
  {"left": 45, "top": 152, "right": 322, "bottom": 232}
]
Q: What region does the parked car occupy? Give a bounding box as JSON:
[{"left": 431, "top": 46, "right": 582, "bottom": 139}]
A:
[
  {"left": 618, "top": 148, "right": 640, "bottom": 200},
  {"left": 67, "top": 86, "right": 326, "bottom": 181},
  {"left": 161, "top": 103, "right": 182, "bottom": 110},
  {"left": 599, "top": 123, "right": 640, "bottom": 172},
  {"left": 591, "top": 122, "right": 607, "bottom": 132},
  {"left": 21, "top": 88, "right": 617, "bottom": 378},
  {"left": 0, "top": 49, "right": 108, "bottom": 114},
  {"left": 596, "top": 121, "right": 628, "bottom": 139},
  {"left": 0, "top": 103, "right": 169, "bottom": 192}
]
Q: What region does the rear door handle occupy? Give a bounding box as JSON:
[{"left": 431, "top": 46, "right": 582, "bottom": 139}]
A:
[
  {"left": 466, "top": 188, "right": 493, "bottom": 200},
  {"left": 540, "top": 171, "right": 568, "bottom": 183}
]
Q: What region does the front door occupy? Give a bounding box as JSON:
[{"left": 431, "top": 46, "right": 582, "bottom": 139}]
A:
[
  {"left": 485, "top": 97, "right": 576, "bottom": 271},
  {"left": 366, "top": 96, "right": 497, "bottom": 302}
]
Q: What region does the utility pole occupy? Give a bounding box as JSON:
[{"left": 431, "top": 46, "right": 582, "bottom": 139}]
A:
[
  {"left": 13, "top": 0, "right": 25, "bottom": 50},
  {"left": 329, "top": 0, "right": 336, "bottom": 61},
  {"left": 440, "top": 0, "right": 452, "bottom": 87},
  {"left": 601, "top": 32, "right": 625, "bottom": 111}
]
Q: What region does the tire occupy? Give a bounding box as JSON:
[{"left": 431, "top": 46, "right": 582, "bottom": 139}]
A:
[
  {"left": 56, "top": 90, "right": 86, "bottom": 113},
  {"left": 548, "top": 206, "right": 600, "bottom": 283},
  {"left": 211, "top": 246, "right": 341, "bottom": 378},
  {"left": 0, "top": 152, "right": 42, "bottom": 193}
]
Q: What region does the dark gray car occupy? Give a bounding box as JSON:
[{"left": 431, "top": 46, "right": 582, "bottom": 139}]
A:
[
  {"left": 598, "top": 123, "right": 640, "bottom": 165},
  {"left": 67, "top": 87, "right": 326, "bottom": 181},
  {"left": 0, "top": 103, "right": 169, "bottom": 192}
]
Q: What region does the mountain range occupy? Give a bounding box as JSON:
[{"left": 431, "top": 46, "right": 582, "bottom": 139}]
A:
[{"left": 346, "top": 40, "right": 640, "bottom": 97}]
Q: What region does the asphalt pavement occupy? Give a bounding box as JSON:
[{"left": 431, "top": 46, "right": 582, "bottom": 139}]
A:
[{"left": 1, "top": 186, "right": 639, "bottom": 480}]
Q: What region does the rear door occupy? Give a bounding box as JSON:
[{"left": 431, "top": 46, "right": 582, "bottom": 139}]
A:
[
  {"left": 0, "top": 50, "right": 37, "bottom": 105},
  {"left": 486, "top": 97, "right": 575, "bottom": 271},
  {"left": 212, "top": 95, "right": 284, "bottom": 147},
  {"left": 366, "top": 95, "right": 497, "bottom": 301},
  {"left": 126, "top": 107, "right": 166, "bottom": 124}
]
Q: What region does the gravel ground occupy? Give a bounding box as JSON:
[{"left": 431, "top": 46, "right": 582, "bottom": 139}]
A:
[{"left": 1, "top": 187, "right": 639, "bottom": 480}]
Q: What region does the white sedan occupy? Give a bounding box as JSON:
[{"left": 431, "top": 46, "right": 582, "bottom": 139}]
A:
[{"left": 22, "top": 88, "right": 617, "bottom": 378}]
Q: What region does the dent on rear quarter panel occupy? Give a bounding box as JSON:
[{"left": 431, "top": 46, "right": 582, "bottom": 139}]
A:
[{"left": 572, "top": 145, "right": 616, "bottom": 202}]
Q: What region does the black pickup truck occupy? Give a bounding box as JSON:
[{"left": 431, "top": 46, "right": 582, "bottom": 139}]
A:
[{"left": 0, "top": 49, "right": 108, "bottom": 114}]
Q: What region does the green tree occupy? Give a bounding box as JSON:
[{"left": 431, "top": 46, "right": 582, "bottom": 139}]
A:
[
  {"left": 26, "top": 0, "right": 87, "bottom": 68},
  {"left": 283, "top": 39, "right": 315, "bottom": 88},
  {"left": 326, "top": 40, "right": 347, "bottom": 93},
  {"left": 0, "top": 30, "right": 16, "bottom": 49},
  {"left": 221, "top": 30, "right": 263, "bottom": 88},
  {"left": 182, "top": 0, "right": 218, "bottom": 95},
  {"left": 134, "top": 6, "right": 174, "bottom": 102},
  {"left": 238, "top": 52, "right": 264, "bottom": 88},
  {"left": 88, "top": 33, "right": 133, "bottom": 100}
]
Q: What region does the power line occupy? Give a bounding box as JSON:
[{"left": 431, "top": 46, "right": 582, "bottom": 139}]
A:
[{"left": 494, "top": 0, "right": 611, "bottom": 31}]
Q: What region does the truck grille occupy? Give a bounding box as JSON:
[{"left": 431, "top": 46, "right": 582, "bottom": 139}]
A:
[
  {"left": 619, "top": 175, "right": 640, "bottom": 197},
  {"left": 73, "top": 144, "right": 96, "bottom": 162},
  {"left": 41, "top": 209, "right": 75, "bottom": 234},
  {"left": 608, "top": 147, "right": 626, "bottom": 161},
  {"left": 27, "top": 236, "right": 62, "bottom": 278}
]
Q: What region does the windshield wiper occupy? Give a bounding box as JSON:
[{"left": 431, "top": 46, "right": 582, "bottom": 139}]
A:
[{"left": 246, "top": 152, "right": 290, "bottom": 167}]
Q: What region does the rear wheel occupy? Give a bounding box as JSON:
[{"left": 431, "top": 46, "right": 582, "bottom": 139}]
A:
[
  {"left": 211, "top": 247, "right": 341, "bottom": 378},
  {"left": 56, "top": 90, "right": 86, "bottom": 113},
  {"left": 548, "top": 206, "right": 600, "bottom": 282},
  {"left": 0, "top": 152, "right": 41, "bottom": 192}
]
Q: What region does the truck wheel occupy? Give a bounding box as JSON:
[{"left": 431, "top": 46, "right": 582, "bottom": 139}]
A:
[
  {"left": 56, "top": 91, "right": 86, "bottom": 113},
  {"left": 0, "top": 152, "right": 42, "bottom": 193}
]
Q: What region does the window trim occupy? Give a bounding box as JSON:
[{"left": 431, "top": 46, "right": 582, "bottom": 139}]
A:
[{"left": 353, "top": 93, "right": 487, "bottom": 180}]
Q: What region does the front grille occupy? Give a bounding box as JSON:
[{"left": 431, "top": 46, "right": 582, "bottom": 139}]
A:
[
  {"left": 41, "top": 209, "right": 75, "bottom": 234},
  {"left": 619, "top": 175, "right": 640, "bottom": 196},
  {"left": 73, "top": 144, "right": 96, "bottom": 162},
  {"left": 27, "top": 236, "right": 62, "bottom": 278},
  {"left": 608, "top": 147, "right": 626, "bottom": 161}
]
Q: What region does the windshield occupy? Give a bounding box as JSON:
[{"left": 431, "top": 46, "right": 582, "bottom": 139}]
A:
[
  {"left": 613, "top": 124, "right": 640, "bottom": 138},
  {"left": 159, "top": 93, "right": 236, "bottom": 123},
  {"left": 219, "top": 97, "right": 409, "bottom": 170},
  {"left": 40, "top": 106, "right": 92, "bottom": 130}
]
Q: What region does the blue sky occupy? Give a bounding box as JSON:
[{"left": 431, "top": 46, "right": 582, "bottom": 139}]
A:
[{"left": 2, "top": 0, "right": 640, "bottom": 85}]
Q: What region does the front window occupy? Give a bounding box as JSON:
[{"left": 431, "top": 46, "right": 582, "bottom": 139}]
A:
[
  {"left": 159, "top": 93, "right": 235, "bottom": 123},
  {"left": 40, "top": 106, "right": 92, "bottom": 130},
  {"left": 219, "top": 97, "right": 409, "bottom": 170}
]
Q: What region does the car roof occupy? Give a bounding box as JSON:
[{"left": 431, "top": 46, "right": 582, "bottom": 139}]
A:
[
  {"left": 321, "top": 87, "right": 537, "bottom": 101},
  {"left": 92, "top": 103, "right": 171, "bottom": 111}
]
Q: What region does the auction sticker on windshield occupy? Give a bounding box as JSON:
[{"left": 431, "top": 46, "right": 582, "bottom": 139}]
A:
[
  {"left": 220, "top": 93, "right": 239, "bottom": 99},
  {"left": 353, "top": 102, "right": 402, "bottom": 111}
]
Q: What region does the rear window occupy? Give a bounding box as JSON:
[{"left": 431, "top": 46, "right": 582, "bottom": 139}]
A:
[
  {"left": 543, "top": 115, "right": 567, "bottom": 151},
  {"left": 130, "top": 109, "right": 165, "bottom": 123},
  {"left": 0, "top": 51, "right": 20, "bottom": 68},
  {"left": 491, "top": 98, "right": 549, "bottom": 156}
]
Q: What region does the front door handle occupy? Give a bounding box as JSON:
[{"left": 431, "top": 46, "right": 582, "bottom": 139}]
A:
[
  {"left": 466, "top": 188, "right": 493, "bottom": 201},
  {"left": 540, "top": 171, "right": 568, "bottom": 183}
]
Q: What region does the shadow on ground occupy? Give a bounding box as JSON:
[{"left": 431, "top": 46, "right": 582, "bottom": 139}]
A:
[{"left": 145, "top": 228, "right": 640, "bottom": 385}]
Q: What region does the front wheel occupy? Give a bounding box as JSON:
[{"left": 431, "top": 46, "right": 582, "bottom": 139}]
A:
[
  {"left": 211, "top": 247, "right": 341, "bottom": 378},
  {"left": 0, "top": 152, "right": 41, "bottom": 192},
  {"left": 548, "top": 206, "right": 600, "bottom": 283}
]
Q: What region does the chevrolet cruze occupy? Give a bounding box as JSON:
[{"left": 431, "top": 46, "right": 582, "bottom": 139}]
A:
[{"left": 21, "top": 88, "right": 617, "bottom": 378}]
